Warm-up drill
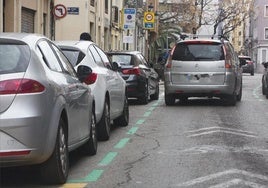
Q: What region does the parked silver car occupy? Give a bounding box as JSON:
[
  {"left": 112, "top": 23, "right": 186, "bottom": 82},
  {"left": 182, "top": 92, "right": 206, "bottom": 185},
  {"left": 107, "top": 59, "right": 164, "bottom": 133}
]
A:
[
  {"left": 0, "top": 33, "right": 97, "bottom": 184},
  {"left": 56, "top": 41, "right": 129, "bottom": 141},
  {"left": 164, "top": 38, "right": 243, "bottom": 106}
]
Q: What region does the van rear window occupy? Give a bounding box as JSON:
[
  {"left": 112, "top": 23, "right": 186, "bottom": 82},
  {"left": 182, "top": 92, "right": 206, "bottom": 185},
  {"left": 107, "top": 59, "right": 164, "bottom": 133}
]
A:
[{"left": 172, "top": 43, "right": 224, "bottom": 61}]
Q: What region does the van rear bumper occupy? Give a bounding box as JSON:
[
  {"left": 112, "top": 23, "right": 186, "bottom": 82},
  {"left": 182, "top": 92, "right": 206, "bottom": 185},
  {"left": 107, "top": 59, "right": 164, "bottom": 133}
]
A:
[{"left": 164, "top": 82, "right": 235, "bottom": 97}]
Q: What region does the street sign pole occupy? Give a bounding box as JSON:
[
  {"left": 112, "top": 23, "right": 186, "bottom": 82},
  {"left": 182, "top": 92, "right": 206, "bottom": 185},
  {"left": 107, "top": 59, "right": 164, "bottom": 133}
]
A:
[{"left": 123, "top": 8, "right": 136, "bottom": 50}]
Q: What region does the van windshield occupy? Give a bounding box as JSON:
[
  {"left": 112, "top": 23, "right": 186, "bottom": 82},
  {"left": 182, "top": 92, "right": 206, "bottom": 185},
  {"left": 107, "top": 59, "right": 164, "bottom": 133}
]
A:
[{"left": 172, "top": 43, "right": 224, "bottom": 61}]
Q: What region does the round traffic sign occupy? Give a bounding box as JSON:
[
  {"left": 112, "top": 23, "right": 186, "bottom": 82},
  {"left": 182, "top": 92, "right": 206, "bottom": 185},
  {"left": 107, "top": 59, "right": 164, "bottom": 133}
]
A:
[
  {"left": 145, "top": 12, "right": 154, "bottom": 22},
  {"left": 53, "top": 4, "right": 67, "bottom": 19}
]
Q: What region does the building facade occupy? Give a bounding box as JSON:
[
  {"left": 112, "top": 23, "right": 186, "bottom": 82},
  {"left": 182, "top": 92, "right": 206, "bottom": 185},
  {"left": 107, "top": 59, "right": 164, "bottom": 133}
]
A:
[
  {"left": 249, "top": 0, "right": 268, "bottom": 65},
  {"left": 0, "top": 0, "right": 53, "bottom": 37},
  {"left": 0, "top": 0, "right": 159, "bottom": 55}
]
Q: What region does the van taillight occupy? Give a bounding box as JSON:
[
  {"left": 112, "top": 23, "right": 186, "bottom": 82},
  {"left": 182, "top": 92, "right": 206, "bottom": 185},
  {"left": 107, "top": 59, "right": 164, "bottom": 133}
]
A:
[
  {"left": 0, "top": 79, "right": 45, "bottom": 95},
  {"left": 122, "top": 68, "right": 141, "bottom": 75},
  {"left": 165, "top": 56, "right": 173, "bottom": 69},
  {"left": 225, "top": 62, "right": 232, "bottom": 69},
  {"left": 166, "top": 62, "right": 172, "bottom": 69}
]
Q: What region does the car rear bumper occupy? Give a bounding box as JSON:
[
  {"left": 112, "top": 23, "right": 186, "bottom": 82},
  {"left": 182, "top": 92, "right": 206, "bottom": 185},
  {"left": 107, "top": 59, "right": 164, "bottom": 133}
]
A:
[
  {"left": 164, "top": 82, "right": 236, "bottom": 97},
  {"left": 126, "top": 81, "right": 146, "bottom": 98},
  {"left": 0, "top": 116, "right": 51, "bottom": 167},
  {"left": 242, "top": 65, "right": 254, "bottom": 73}
]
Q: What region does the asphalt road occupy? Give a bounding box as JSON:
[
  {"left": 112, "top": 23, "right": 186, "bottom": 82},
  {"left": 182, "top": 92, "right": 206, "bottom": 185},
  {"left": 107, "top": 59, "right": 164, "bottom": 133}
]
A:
[{"left": 1, "top": 73, "right": 268, "bottom": 188}]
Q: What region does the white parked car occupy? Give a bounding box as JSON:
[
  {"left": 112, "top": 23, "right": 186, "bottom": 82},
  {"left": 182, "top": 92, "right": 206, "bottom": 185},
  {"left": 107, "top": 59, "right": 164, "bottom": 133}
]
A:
[{"left": 56, "top": 41, "right": 129, "bottom": 141}]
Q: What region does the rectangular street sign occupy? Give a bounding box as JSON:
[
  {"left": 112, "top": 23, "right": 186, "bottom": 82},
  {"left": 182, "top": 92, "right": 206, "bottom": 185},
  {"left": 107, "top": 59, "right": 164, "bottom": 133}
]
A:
[
  {"left": 144, "top": 23, "right": 154, "bottom": 29},
  {"left": 123, "top": 8, "right": 136, "bottom": 29}
]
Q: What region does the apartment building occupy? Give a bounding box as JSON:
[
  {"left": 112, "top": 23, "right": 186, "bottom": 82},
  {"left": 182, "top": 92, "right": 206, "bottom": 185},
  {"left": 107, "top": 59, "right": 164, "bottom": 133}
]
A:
[
  {"left": 0, "top": 0, "right": 52, "bottom": 37},
  {"left": 249, "top": 0, "right": 268, "bottom": 65}
]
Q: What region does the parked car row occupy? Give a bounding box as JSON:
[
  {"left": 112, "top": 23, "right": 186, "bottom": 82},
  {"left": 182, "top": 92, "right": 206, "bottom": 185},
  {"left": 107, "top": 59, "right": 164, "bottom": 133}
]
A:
[
  {"left": 0, "top": 33, "right": 99, "bottom": 184},
  {"left": 0, "top": 32, "right": 160, "bottom": 184},
  {"left": 0, "top": 33, "right": 160, "bottom": 185}
]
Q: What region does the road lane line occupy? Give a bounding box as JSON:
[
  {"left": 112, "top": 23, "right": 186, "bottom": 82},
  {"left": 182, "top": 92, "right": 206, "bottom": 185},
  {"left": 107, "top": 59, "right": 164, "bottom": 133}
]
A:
[
  {"left": 98, "top": 152, "right": 118, "bottom": 166},
  {"left": 136, "top": 119, "right": 145, "bottom": 125},
  {"left": 148, "top": 106, "right": 156, "bottom": 111},
  {"left": 83, "top": 169, "right": 104, "bottom": 182},
  {"left": 114, "top": 138, "right": 130, "bottom": 149},
  {"left": 68, "top": 99, "right": 161, "bottom": 185},
  {"left": 67, "top": 169, "right": 104, "bottom": 183},
  {"left": 127, "top": 127, "right": 139, "bottom": 135},
  {"left": 144, "top": 111, "right": 151, "bottom": 117}
]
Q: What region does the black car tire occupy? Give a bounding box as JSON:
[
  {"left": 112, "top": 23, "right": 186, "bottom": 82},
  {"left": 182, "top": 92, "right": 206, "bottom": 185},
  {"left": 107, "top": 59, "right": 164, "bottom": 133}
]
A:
[
  {"left": 262, "top": 77, "right": 266, "bottom": 95},
  {"left": 165, "top": 93, "right": 175, "bottom": 106},
  {"left": 266, "top": 87, "right": 268, "bottom": 99},
  {"left": 237, "top": 82, "right": 242, "bottom": 102},
  {"left": 97, "top": 98, "right": 111, "bottom": 141},
  {"left": 138, "top": 81, "right": 149, "bottom": 104},
  {"left": 150, "top": 83, "right": 159, "bottom": 100},
  {"left": 114, "top": 96, "right": 129, "bottom": 127},
  {"left": 251, "top": 70, "right": 254, "bottom": 76},
  {"left": 80, "top": 106, "right": 97, "bottom": 155},
  {"left": 179, "top": 96, "right": 188, "bottom": 103},
  {"left": 40, "top": 118, "right": 69, "bottom": 184},
  {"left": 225, "top": 94, "right": 237, "bottom": 106}
]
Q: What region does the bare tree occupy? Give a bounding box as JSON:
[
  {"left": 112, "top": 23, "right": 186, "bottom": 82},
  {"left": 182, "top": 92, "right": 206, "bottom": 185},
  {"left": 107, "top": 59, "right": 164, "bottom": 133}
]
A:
[{"left": 211, "top": 0, "right": 253, "bottom": 37}]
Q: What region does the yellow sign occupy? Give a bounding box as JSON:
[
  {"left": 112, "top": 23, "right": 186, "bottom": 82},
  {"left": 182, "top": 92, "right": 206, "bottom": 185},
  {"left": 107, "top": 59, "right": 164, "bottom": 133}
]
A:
[{"left": 144, "top": 12, "right": 155, "bottom": 23}]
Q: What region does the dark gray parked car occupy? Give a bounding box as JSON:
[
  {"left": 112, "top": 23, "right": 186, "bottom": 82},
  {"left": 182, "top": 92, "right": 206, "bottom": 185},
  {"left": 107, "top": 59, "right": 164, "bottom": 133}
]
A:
[
  {"left": 239, "top": 55, "right": 254, "bottom": 76},
  {"left": 107, "top": 51, "right": 160, "bottom": 104}
]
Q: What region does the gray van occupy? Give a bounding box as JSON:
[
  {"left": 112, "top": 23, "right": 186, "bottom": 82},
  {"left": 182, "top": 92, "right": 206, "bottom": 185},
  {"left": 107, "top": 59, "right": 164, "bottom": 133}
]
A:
[{"left": 164, "top": 38, "right": 242, "bottom": 106}]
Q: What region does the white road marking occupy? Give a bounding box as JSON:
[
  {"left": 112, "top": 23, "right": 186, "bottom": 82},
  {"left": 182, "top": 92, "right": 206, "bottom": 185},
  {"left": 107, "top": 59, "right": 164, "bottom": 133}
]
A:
[
  {"left": 157, "top": 145, "right": 268, "bottom": 155},
  {"left": 188, "top": 130, "right": 257, "bottom": 138},
  {"left": 209, "top": 178, "right": 267, "bottom": 188},
  {"left": 186, "top": 126, "right": 257, "bottom": 138},
  {"left": 175, "top": 169, "right": 268, "bottom": 187}
]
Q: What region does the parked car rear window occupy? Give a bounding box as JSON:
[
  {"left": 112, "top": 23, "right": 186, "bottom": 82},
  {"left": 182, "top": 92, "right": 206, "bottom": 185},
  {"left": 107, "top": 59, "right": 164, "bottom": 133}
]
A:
[
  {"left": 110, "top": 54, "right": 132, "bottom": 65},
  {"left": 0, "top": 44, "right": 30, "bottom": 74},
  {"left": 239, "top": 56, "right": 251, "bottom": 62},
  {"left": 61, "top": 49, "right": 86, "bottom": 66},
  {"left": 172, "top": 42, "right": 224, "bottom": 61}
]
